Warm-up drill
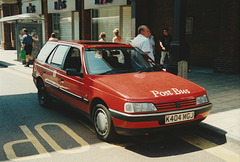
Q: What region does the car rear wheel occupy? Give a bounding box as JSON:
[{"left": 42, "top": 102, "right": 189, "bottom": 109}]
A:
[
  {"left": 92, "top": 104, "right": 117, "bottom": 141},
  {"left": 38, "top": 81, "right": 51, "bottom": 107}
]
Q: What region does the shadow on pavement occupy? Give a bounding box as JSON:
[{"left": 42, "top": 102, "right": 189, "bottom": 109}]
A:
[
  {"left": 0, "top": 93, "right": 228, "bottom": 160},
  {"left": 0, "top": 61, "right": 14, "bottom": 67},
  {"left": 109, "top": 125, "right": 227, "bottom": 158}
]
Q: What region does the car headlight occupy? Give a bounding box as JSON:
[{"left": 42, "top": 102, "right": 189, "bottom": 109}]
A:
[
  {"left": 196, "top": 94, "right": 209, "bottom": 105},
  {"left": 124, "top": 103, "right": 157, "bottom": 113}
]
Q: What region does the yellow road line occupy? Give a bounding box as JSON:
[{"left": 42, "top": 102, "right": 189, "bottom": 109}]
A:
[
  {"left": 77, "top": 120, "right": 135, "bottom": 148},
  {"left": 35, "top": 123, "right": 90, "bottom": 154},
  {"left": 3, "top": 125, "right": 50, "bottom": 161},
  {"left": 180, "top": 134, "right": 240, "bottom": 162}
]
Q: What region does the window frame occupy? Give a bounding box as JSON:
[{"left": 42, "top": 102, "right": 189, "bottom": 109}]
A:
[
  {"left": 62, "top": 46, "right": 82, "bottom": 73},
  {"left": 46, "top": 44, "right": 71, "bottom": 69}
]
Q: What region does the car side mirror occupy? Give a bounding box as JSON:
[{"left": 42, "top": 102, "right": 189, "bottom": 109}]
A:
[{"left": 66, "top": 68, "right": 83, "bottom": 78}]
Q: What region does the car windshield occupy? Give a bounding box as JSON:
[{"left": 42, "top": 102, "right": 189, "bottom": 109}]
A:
[{"left": 84, "top": 47, "right": 162, "bottom": 75}]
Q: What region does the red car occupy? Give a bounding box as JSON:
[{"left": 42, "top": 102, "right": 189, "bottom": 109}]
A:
[{"left": 32, "top": 41, "right": 212, "bottom": 141}]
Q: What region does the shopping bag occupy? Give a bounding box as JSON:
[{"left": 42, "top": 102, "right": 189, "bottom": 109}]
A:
[{"left": 19, "top": 50, "right": 26, "bottom": 60}]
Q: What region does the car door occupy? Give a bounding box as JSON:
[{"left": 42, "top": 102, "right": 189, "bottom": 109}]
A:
[
  {"left": 45, "top": 45, "right": 70, "bottom": 99},
  {"left": 57, "top": 47, "right": 89, "bottom": 113}
]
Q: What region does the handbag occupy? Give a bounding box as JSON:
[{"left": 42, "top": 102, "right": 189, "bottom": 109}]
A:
[{"left": 19, "top": 50, "right": 26, "bottom": 60}]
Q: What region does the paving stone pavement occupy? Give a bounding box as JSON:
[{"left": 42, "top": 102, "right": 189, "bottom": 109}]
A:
[
  {"left": 188, "top": 67, "right": 240, "bottom": 142},
  {"left": 188, "top": 68, "right": 240, "bottom": 114}
]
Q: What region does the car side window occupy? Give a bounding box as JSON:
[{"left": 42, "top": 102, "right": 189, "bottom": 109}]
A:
[
  {"left": 48, "top": 45, "right": 70, "bottom": 67},
  {"left": 63, "top": 47, "right": 82, "bottom": 73},
  {"left": 37, "top": 42, "right": 57, "bottom": 62}
]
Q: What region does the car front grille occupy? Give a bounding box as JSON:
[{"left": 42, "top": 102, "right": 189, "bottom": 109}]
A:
[{"left": 155, "top": 99, "right": 196, "bottom": 112}]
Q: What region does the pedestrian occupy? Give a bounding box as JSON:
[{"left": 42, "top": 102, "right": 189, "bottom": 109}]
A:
[
  {"left": 49, "top": 33, "right": 58, "bottom": 41},
  {"left": 148, "top": 30, "right": 155, "bottom": 60},
  {"left": 112, "top": 28, "right": 124, "bottom": 43},
  {"left": 130, "top": 25, "right": 151, "bottom": 56},
  {"left": 99, "top": 32, "right": 106, "bottom": 42},
  {"left": 159, "top": 27, "right": 172, "bottom": 65},
  {"left": 21, "top": 28, "right": 34, "bottom": 67}
]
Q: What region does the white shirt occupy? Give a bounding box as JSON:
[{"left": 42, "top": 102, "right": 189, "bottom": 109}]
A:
[
  {"left": 148, "top": 35, "right": 155, "bottom": 60},
  {"left": 149, "top": 35, "right": 155, "bottom": 46},
  {"left": 130, "top": 34, "right": 151, "bottom": 55}
]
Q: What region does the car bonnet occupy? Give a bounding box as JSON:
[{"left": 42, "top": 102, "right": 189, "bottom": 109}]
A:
[{"left": 90, "top": 71, "right": 207, "bottom": 102}]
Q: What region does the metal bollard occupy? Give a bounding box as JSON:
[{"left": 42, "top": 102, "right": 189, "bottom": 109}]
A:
[{"left": 178, "top": 60, "right": 188, "bottom": 79}]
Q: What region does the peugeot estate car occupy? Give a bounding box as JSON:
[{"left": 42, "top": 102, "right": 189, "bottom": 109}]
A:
[{"left": 32, "top": 40, "right": 212, "bottom": 141}]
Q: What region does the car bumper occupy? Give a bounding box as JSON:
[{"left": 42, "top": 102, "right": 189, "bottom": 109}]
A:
[{"left": 109, "top": 103, "right": 212, "bottom": 135}]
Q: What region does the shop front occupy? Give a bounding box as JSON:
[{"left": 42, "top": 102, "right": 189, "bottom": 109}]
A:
[
  {"left": 47, "top": 0, "right": 79, "bottom": 40},
  {"left": 20, "top": 0, "right": 43, "bottom": 60},
  {"left": 84, "top": 0, "right": 132, "bottom": 43},
  {"left": 0, "top": 13, "right": 43, "bottom": 61}
]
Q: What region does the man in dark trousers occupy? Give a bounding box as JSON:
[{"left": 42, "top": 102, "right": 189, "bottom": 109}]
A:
[
  {"left": 159, "top": 28, "right": 172, "bottom": 65},
  {"left": 21, "top": 28, "right": 34, "bottom": 67}
]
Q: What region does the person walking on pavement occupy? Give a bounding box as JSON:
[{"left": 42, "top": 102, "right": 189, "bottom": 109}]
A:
[
  {"left": 159, "top": 28, "right": 172, "bottom": 65},
  {"left": 130, "top": 25, "right": 151, "bottom": 56},
  {"left": 21, "top": 28, "right": 34, "bottom": 67},
  {"left": 112, "top": 28, "right": 124, "bottom": 43}
]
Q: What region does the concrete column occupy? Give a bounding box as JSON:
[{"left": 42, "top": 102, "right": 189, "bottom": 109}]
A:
[
  {"left": 1, "top": 4, "right": 12, "bottom": 49},
  {"left": 131, "top": 0, "right": 136, "bottom": 39},
  {"left": 80, "top": 0, "right": 91, "bottom": 40},
  {"left": 42, "top": 0, "right": 52, "bottom": 42},
  {"left": 170, "top": 0, "right": 188, "bottom": 64}
]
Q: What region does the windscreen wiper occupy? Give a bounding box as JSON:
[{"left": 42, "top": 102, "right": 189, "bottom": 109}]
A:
[
  {"left": 137, "top": 66, "right": 162, "bottom": 73},
  {"left": 137, "top": 67, "right": 152, "bottom": 73},
  {"left": 99, "top": 68, "right": 130, "bottom": 75}
]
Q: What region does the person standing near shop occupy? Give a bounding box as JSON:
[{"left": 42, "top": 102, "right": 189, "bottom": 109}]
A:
[
  {"left": 49, "top": 33, "right": 58, "bottom": 41},
  {"left": 99, "top": 32, "right": 107, "bottom": 42},
  {"left": 130, "top": 25, "right": 151, "bottom": 56},
  {"left": 148, "top": 30, "right": 155, "bottom": 61},
  {"left": 21, "top": 28, "right": 34, "bottom": 67},
  {"left": 159, "top": 28, "right": 172, "bottom": 65},
  {"left": 112, "top": 28, "right": 124, "bottom": 43}
]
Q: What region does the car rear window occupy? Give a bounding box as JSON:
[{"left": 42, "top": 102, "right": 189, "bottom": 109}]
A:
[
  {"left": 37, "top": 42, "right": 57, "bottom": 62},
  {"left": 51, "top": 45, "right": 69, "bottom": 65}
]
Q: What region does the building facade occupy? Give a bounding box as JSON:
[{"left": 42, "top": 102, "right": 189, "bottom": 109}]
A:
[
  {"left": 134, "top": 0, "right": 240, "bottom": 73},
  {"left": 0, "top": 0, "right": 239, "bottom": 73},
  {"left": 0, "top": 1, "right": 20, "bottom": 49}
]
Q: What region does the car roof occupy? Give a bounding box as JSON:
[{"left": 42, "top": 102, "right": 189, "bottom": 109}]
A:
[{"left": 48, "top": 40, "right": 133, "bottom": 48}]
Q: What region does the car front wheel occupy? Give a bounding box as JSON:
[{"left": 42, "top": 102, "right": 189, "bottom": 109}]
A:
[{"left": 92, "top": 104, "right": 117, "bottom": 141}]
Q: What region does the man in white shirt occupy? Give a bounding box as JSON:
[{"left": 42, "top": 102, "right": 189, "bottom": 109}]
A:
[
  {"left": 130, "top": 25, "right": 152, "bottom": 57},
  {"left": 149, "top": 31, "right": 155, "bottom": 61}
]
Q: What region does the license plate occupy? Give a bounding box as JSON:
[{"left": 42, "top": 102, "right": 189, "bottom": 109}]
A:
[{"left": 165, "top": 111, "right": 195, "bottom": 124}]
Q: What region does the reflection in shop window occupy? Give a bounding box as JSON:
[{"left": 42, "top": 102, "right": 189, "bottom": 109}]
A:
[
  {"left": 92, "top": 7, "right": 120, "bottom": 42},
  {"left": 91, "top": 6, "right": 131, "bottom": 44},
  {"left": 53, "top": 12, "right": 72, "bottom": 40}
]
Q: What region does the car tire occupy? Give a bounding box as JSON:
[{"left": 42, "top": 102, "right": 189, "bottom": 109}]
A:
[
  {"left": 38, "top": 81, "right": 51, "bottom": 107},
  {"left": 92, "top": 104, "right": 117, "bottom": 142}
]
